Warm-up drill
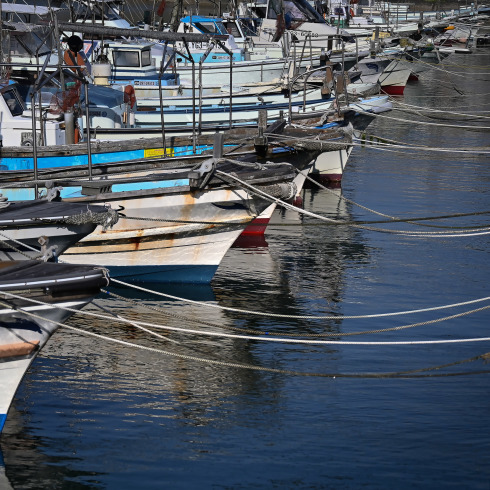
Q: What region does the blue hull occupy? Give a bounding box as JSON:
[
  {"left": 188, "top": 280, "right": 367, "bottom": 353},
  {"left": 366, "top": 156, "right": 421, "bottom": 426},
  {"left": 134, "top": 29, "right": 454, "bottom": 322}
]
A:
[{"left": 107, "top": 264, "right": 219, "bottom": 284}]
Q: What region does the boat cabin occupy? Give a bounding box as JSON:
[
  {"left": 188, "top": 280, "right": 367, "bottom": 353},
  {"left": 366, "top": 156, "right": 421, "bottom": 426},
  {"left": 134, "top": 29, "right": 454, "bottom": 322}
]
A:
[
  {"left": 0, "top": 80, "right": 66, "bottom": 147},
  {"left": 176, "top": 16, "right": 247, "bottom": 62},
  {"left": 248, "top": 0, "right": 351, "bottom": 44},
  {"left": 65, "top": 0, "right": 132, "bottom": 29},
  {"left": 87, "top": 40, "right": 179, "bottom": 86}
]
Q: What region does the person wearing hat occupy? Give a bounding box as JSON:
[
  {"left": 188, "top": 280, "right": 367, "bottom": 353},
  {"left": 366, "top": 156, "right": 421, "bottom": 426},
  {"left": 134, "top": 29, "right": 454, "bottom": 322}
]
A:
[{"left": 64, "top": 35, "right": 92, "bottom": 79}]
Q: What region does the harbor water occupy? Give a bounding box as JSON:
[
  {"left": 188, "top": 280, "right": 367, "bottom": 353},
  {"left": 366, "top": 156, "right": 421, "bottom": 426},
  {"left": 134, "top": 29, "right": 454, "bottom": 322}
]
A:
[{"left": 1, "top": 51, "right": 489, "bottom": 488}]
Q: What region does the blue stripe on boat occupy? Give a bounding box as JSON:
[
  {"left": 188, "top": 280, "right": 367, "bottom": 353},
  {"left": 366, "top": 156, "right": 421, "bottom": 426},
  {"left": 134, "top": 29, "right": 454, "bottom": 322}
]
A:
[{"left": 107, "top": 264, "right": 219, "bottom": 283}]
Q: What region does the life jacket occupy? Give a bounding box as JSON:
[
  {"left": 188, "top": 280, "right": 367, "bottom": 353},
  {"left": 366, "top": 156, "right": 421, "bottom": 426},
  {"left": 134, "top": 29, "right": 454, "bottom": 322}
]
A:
[{"left": 64, "top": 49, "right": 86, "bottom": 76}]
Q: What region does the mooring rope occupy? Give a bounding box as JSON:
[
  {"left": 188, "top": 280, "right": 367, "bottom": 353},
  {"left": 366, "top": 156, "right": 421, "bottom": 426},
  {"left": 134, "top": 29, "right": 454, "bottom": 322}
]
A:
[
  {"left": 4, "top": 301, "right": 490, "bottom": 378},
  {"left": 102, "top": 289, "right": 490, "bottom": 339},
  {"left": 353, "top": 108, "right": 490, "bottom": 131},
  {"left": 214, "top": 168, "right": 490, "bottom": 237},
  {"left": 351, "top": 138, "right": 490, "bottom": 154},
  {"left": 391, "top": 99, "right": 490, "bottom": 120},
  {"left": 3, "top": 291, "right": 490, "bottom": 346},
  {"left": 106, "top": 280, "right": 490, "bottom": 321},
  {"left": 91, "top": 301, "right": 180, "bottom": 345},
  {"left": 0, "top": 230, "right": 42, "bottom": 258},
  {"left": 401, "top": 50, "right": 490, "bottom": 80}
]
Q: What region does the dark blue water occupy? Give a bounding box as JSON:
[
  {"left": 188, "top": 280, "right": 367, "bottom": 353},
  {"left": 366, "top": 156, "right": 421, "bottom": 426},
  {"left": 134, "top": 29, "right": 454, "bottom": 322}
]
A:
[{"left": 1, "top": 51, "right": 490, "bottom": 489}]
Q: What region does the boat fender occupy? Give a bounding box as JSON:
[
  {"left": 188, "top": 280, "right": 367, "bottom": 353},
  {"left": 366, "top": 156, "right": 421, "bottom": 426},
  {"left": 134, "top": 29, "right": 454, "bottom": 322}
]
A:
[{"left": 124, "top": 85, "right": 137, "bottom": 109}]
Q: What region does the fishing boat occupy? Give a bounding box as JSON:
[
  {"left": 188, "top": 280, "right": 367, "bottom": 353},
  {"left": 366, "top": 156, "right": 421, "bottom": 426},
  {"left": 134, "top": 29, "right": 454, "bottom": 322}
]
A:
[
  {"left": 0, "top": 195, "right": 118, "bottom": 261},
  {"left": 53, "top": 158, "right": 299, "bottom": 283},
  {"left": 350, "top": 55, "right": 411, "bottom": 95},
  {"left": 0, "top": 260, "right": 109, "bottom": 433},
  {"left": 0, "top": 71, "right": 359, "bottom": 197}
]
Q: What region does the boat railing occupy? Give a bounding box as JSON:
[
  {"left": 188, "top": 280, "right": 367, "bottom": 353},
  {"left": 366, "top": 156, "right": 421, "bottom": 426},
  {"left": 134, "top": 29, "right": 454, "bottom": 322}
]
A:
[
  {"left": 0, "top": 52, "right": 97, "bottom": 191},
  {"left": 155, "top": 36, "right": 234, "bottom": 155}
]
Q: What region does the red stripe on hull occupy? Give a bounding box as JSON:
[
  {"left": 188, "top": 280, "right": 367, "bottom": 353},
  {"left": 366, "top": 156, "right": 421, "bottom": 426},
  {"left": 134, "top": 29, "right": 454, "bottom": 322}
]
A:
[
  {"left": 381, "top": 85, "right": 405, "bottom": 96},
  {"left": 305, "top": 173, "right": 342, "bottom": 188},
  {"left": 292, "top": 196, "right": 303, "bottom": 207},
  {"left": 240, "top": 217, "right": 271, "bottom": 236}
]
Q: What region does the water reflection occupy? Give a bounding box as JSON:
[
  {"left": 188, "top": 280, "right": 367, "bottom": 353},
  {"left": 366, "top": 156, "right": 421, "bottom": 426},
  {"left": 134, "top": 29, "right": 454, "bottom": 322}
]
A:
[
  {"left": 1, "top": 404, "right": 103, "bottom": 489},
  {"left": 0, "top": 187, "right": 360, "bottom": 469},
  {"left": 3, "top": 53, "right": 490, "bottom": 487}
]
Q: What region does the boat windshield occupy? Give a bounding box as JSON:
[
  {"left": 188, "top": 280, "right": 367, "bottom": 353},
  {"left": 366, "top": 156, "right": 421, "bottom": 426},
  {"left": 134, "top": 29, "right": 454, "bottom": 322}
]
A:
[
  {"left": 113, "top": 50, "right": 140, "bottom": 67},
  {"left": 267, "top": 0, "right": 325, "bottom": 23},
  {"left": 3, "top": 88, "right": 24, "bottom": 116},
  {"left": 193, "top": 21, "right": 227, "bottom": 35},
  {"left": 141, "top": 49, "right": 152, "bottom": 67}
]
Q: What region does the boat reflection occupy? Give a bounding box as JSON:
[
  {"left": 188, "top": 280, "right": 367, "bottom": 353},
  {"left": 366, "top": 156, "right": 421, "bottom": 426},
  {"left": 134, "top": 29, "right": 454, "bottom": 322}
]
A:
[
  {"left": 0, "top": 186, "right": 374, "bottom": 482},
  {"left": 0, "top": 402, "right": 104, "bottom": 489}
]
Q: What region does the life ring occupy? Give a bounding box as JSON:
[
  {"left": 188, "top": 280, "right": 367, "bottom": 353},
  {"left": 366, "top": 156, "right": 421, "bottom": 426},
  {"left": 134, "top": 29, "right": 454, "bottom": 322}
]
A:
[
  {"left": 124, "top": 85, "right": 136, "bottom": 109},
  {"left": 349, "top": 8, "right": 355, "bottom": 17}
]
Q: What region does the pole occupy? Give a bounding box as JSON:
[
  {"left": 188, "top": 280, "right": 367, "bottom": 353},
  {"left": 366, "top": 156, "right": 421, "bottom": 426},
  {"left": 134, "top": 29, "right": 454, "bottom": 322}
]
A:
[
  {"left": 159, "top": 43, "right": 167, "bottom": 156},
  {"left": 30, "top": 93, "right": 39, "bottom": 199},
  {"left": 229, "top": 50, "right": 233, "bottom": 129},
  {"left": 84, "top": 82, "right": 93, "bottom": 180}
]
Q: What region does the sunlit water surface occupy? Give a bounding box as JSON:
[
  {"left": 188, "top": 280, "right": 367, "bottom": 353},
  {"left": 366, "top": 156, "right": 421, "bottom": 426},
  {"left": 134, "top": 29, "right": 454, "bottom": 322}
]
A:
[{"left": 1, "top": 51, "right": 490, "bottom": 489}]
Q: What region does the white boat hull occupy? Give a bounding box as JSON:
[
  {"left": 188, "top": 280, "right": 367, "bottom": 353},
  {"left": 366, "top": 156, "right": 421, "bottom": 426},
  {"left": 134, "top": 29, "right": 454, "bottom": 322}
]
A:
[
  {"left": 0, "top": 300, "right": 86, "bottom": 430},
  {"left": 63, "top": 187, "right": 260, "bottom": 283}
]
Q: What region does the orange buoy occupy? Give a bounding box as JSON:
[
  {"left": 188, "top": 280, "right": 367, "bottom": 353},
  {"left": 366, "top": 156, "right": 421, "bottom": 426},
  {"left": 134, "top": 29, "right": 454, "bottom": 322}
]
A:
[{"left": 124, "top": 85, "right": 136, "bottom": 109}]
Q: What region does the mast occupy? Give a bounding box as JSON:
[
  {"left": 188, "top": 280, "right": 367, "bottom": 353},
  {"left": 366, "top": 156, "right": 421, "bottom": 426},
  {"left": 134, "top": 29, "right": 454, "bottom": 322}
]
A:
[{"left": 0, "top": 2, "right": 3, "bottom": 79}]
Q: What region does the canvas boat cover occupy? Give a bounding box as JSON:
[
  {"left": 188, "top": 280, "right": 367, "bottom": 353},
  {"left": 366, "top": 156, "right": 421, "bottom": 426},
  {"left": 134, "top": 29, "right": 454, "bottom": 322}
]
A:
[{"left": 0, "top": 260, "right": 109, "bottom": 291}]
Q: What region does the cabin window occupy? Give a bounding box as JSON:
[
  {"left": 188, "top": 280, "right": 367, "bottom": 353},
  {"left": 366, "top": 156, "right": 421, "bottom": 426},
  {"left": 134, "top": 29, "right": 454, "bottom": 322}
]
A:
[
  {"left": 113, "top": 50, "right": 140, "bottom": 67},
  {"left": 141, "top": 49, "right": 152, "bottom": 66},
  {"left": 223, "top": 21, "right": 241, "bottom": 37},
  {"left": 267, "top": 0, "right": 317, "bottom": 22},
  {"left": 3, "top": 89, "right": 24, "bottom": 116},
  {"left": 193, "top": 22, "right": 225, "bottom": 35},
  {"left": 284, "top": 1, "right": 309, "bottom": 21}
]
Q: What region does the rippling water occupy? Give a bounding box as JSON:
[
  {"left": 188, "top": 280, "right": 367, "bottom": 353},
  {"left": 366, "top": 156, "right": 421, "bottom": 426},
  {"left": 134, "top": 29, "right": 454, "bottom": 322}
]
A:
[{"left": 1, "top": 50, "right": 490, "bottom": 489}]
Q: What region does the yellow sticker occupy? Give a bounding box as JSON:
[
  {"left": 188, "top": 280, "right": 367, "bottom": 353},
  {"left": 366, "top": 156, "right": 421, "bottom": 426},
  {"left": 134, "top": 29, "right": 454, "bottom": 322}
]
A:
[{"left": 144, "top": 148, "right": 174, "bottom": 158}]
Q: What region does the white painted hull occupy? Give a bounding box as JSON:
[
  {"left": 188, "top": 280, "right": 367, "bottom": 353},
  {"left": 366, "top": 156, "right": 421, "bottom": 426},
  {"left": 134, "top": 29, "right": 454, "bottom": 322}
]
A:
[
  {"left": 175, "top": 59, "right": 286, "bottom": 85},
  {"left": 63, "top": 187, "right": 260, "bottom": 283},
  {"left": 0, "top": 299, "right": 89, "bottom": 432},
  {"left": 135, "top": 92, "right": 334, "bottom": 127},
  {"left": 358, "top": 59, "right": 411, "bottom": 94},
  {"left": 312, "top": 147, "right": 352, "bottom": 183},
  {"left": 0, "top": 223, "right": 96, "bottom": 261}
]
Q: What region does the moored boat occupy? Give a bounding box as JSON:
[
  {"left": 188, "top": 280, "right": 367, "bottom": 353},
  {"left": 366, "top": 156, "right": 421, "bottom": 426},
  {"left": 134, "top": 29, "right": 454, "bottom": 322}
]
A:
[
  {"left": 56, "top": 159, "right": 299, "bottom": 283},
  {"left": 0, "top": 196, "right": 118, "bottom": 261},
  {"left": 0, "top": 260, "right": 109, "bottom": 433}
]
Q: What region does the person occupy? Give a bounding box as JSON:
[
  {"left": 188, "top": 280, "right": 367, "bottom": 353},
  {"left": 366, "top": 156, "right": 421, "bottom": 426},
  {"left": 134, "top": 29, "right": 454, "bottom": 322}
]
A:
[{"left": 64, "top": 35, "right": 92, "bottom": 79}]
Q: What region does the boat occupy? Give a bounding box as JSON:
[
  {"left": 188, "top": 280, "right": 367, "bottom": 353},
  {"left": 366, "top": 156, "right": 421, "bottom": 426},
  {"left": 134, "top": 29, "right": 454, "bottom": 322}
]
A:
[
  {"left": 350, "top": 55, "right": 411, "bottom": 95},
  {"left": 0, "top": 194, "right": 118, "bottom": 261},
  {"left": 0, "top": 260, "right": 110, "bottom": 433},
  {"left": 53, "top": 158, "right": 299, "bottom": 283},
  {"left": 0, "top": 72, "right": 360, "bottom": 197}
]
